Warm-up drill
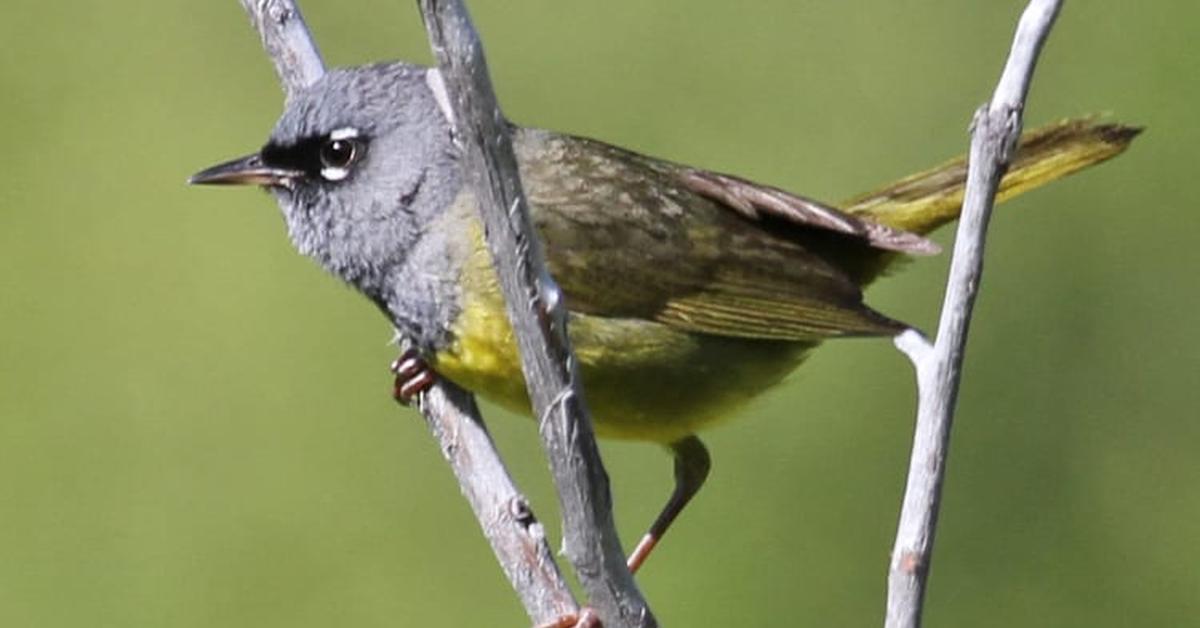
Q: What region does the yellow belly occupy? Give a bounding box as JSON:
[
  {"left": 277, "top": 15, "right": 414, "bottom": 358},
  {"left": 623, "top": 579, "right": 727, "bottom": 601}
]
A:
[{"left": 432, "top": 294, "right": 814, "bottom": 443}]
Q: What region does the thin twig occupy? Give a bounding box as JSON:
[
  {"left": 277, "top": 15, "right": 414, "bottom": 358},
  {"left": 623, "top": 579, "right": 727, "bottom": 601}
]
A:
[
  {"left": 237, "top": 0, "right": 324, "bottom": 93},
  {"left": 415, "top": 1, "right": 657, "bottom": 627},
  {"left": 235, "top": 1, "right": 580, "bottom": 624},
  {"left": 885, "top": 1, "right": 1064, "bottom": 627},
  {"left": 418, "top": 383, "right": 580, "bottom": 623}
]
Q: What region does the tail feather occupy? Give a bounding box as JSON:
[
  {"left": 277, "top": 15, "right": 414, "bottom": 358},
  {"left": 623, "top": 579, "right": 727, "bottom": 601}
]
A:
[{"left": 843, "top": 118, "right": 1142, "bottom": 236}]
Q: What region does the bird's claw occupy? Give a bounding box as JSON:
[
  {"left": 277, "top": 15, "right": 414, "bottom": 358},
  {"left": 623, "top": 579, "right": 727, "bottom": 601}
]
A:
[
  {"left": 390, "top": 349, "right": 435, "bottom": 405},
  {"left": 535, "top": 607, "right": 600, "bottom": 628}
]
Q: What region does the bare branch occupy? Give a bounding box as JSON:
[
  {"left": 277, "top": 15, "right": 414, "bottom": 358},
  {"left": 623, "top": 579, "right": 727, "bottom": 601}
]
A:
[
  {"left": 234, "top": 1, "right": 580, "bottom": 624},
  {"left": 417, "top": 384, "right": 579, "bottom": 623},
  {"left": 885, "top": 2, "right": 1064, "bottom": 627},
  {"left": 415, "top": 1, "right": 656, "bottom": 626},
  {"left": 237, "top": 0, "right": 325, "bottom": 93}
]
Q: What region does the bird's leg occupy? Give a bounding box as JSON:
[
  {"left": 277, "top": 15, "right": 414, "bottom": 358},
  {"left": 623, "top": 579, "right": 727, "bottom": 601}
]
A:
[
  {"left": 626, "top": 435, "right": 711, "bottom": 574},
  {"left": 390, "top": 348, "right": 436, "bottom": 405}
]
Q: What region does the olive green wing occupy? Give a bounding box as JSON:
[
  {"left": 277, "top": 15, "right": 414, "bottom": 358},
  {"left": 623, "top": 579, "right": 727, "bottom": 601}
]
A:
[{"left": 515, "top": 129, "right": 927, "bottom": 340}]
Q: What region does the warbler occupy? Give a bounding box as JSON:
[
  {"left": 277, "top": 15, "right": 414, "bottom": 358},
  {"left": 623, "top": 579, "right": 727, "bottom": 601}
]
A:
[{"left": 190, "top": 62, "right": 1137, "bottom": 572}]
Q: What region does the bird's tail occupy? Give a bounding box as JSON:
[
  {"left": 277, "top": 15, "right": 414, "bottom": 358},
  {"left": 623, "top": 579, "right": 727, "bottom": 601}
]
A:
[{"left": 842, "top": 118, "right": 1142, "bottom": 236}]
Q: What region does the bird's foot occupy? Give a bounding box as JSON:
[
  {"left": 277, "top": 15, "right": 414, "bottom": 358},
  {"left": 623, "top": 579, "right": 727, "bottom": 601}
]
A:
[
  {"left": 390, "top": 349, "right": 436, "bottom": 405},
  {"left": 535, "top": 607, "right": 600, "bottom": 628}
]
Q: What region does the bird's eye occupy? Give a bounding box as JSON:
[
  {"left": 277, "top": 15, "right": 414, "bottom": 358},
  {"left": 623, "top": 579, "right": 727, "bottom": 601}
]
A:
[{"left": 320, "top": 138, "right": 359, "bottom": 170}]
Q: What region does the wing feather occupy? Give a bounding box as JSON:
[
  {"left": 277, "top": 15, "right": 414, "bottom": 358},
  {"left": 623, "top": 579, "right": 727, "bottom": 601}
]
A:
[{"left": 515, "top": 129, "right": 915, "bottom": 341}]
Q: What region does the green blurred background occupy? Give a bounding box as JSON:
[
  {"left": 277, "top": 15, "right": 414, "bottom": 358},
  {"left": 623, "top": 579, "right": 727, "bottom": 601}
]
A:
[{"left": 2, "top": 1, "right": 1196, "bottom": 626}]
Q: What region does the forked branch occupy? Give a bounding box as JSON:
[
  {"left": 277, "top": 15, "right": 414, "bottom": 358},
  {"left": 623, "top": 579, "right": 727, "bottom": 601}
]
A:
[
  {"left": 236, "top": 1, "right": 579, "bottom": 624},
  {"left": 886, "top": 1, "right": 1065, "bottom": 627}
]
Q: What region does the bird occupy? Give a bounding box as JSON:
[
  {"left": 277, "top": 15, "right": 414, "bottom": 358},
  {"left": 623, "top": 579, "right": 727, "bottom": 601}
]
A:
[{"left": 190, "top": 61, "right": 1138, "bottom": 574}]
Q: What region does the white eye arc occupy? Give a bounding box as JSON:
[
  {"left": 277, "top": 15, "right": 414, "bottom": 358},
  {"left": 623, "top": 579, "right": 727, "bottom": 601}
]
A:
[
  {"left": 318, "top": 128, "right": 365, "bottom": 182},
  {"left": 320, "top": 166, "right": 351, "bottom": 181}
]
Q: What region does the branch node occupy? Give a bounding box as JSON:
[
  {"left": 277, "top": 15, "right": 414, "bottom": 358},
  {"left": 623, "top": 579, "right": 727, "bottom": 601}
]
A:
[
  {"left": 539, "top": 388, "right": 575, "bottom": 432},
  {"left": 894, "top": 329, "right": 933, "bottom": 363},
  {"left": 263, "top": 0, "right": 292, "bottom": 23},
  {"left": 509, "top": 495, "right": 538, "bottom": 528},
  {"left": 897, "top": 549, "right": 927, "bottom": 576}
]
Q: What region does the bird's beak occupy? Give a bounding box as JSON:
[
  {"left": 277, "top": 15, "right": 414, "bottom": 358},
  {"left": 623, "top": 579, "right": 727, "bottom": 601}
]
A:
[{"left": 188, "top": 153, "right": 302, "bottom": 187}]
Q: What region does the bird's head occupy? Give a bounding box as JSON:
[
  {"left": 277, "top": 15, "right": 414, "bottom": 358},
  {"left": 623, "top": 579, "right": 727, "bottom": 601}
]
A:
[{"left": 190, "top": 62, "right": 462, "bottom": 287}]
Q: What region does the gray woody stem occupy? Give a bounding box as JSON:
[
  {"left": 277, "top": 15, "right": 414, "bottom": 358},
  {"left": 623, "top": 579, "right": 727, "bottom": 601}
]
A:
[
  {"left": 886, "top": 1, "right": 1064, "bottom": 627},
  {"left": 236, "top": 1, "right": 580, "bottom": 624},
  {"left": 417, "top": 384, "right": 580, "bottom": 623},
  {"left": 238, "top": 0, "right": 324, "bottom": 94},
  {"left": 415, "top": 2, "right": 657, "bottom": 627}
]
